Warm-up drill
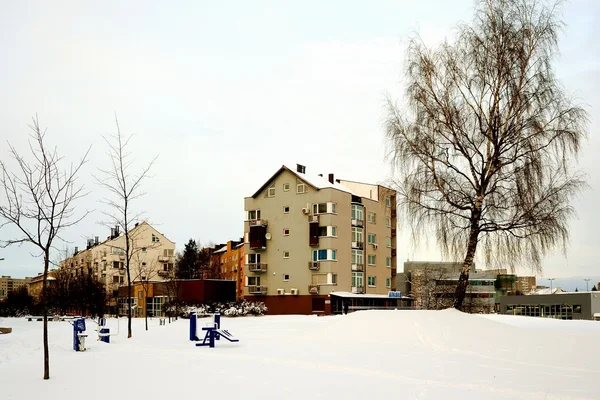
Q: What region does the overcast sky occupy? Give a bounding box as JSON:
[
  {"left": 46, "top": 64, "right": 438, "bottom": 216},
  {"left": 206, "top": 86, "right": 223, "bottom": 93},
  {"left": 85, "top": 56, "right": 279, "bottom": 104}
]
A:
[{"left": 0, "top": 0, "right": 598, "bottom": 283}]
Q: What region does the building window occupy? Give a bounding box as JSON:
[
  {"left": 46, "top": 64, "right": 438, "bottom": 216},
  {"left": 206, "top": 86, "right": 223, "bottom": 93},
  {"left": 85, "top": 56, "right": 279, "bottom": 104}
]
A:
[
  {"left": 283, "top": 183, "right": 290, "bottom": 192},
  {"left": 164, "top": 249, "right": 174, "bottom": 257},
  {"left": 283, "top": 274, "right": 290, "bottom": 281},
  {"left": 386, "top": 278, "right": 391, "bottom": 288},
  {"left": 312, "top": 249, "right": 337, "bottom": 261},
  {"left": 113, "top": 261, "right": 120, "bottom": 269},
  {"left": 113, "top": 276, "right": 119, "bottom": 283},
  {"left": 386, "top": 237, "right": 392, "bottom": 248},
  {"left": 385, "top": 196, "right": 391, "bottom": 207},
  {"left": 352, "top": 249, "right": 364, "bottom": 265},
  {"left": 351, "top": 204, "right": 364, "bottom": 221},
  {"left": 331, "top": 273, "right": 337, "bottom": 285},
  {"left": 267, "top": 183, "right": 275, "bottom": 198},
  {"left": 368, "top": 233, "right": 376, "bottom": 244},
  {"left": 297, "top": 179, "right": 307, "bottom": 194},
  {"left": 352, "top": 271, "right": 364, "bottom": 288},
  {"left": 283, "top": 206, "right": 290, "bottom": 213},
  {"left": 248, "top": 210, "right": 261, "bottom": 220},
  {"left": 368, "top": 254, "right": 376, "bottom": 265},
  {"left": 386, "top": 216, "right": 392, "bottom": 228},
  {"left": 312, "top": 202, "right": 336, "bottom": 215},
  {"left": 283, "top": 228, "right": 290, "bottom": 236},
  {"left": 368, "top": 212, "right": 376, "bottom": 224},
  {"left": 386, "top": 257, "right": 392, "bottom": 267},
  {"left": 318, "top": 226, "right": 337, "bottom": 237},
  {"left": 247, "top": 276, "right": 260, "bottom": 286},
  {"left": 142, "top": 247, "right": 147, "bottom": 253},
  {"left": 246, "top": 254, "right": 261, "bottom": 264},
  {"left": 351, "top": 227, "right": 363, "bottom": 243},
  {"left": 368, "top": 276, "right": 376, "bottom": 287},
  {"left": 152, "top": 234, "right": 160, "bottom": 243},
  {"left": 283, "top": 251, "right": 290, "bottom": 259}
]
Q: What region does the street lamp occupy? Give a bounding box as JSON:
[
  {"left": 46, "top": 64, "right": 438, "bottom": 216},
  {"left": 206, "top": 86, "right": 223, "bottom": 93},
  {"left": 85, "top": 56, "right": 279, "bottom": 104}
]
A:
[
  {"left": 584, "top": 278, "right": 591, "bottom": 291},
  {"left": 548, "top": 278, "right": 555, "bottom": 293}
]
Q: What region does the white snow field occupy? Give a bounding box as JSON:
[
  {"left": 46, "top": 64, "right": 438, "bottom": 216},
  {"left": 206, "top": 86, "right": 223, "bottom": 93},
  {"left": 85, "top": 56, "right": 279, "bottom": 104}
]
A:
[{"left": 1, "top": 309, "right": 599, "bottom": 400}]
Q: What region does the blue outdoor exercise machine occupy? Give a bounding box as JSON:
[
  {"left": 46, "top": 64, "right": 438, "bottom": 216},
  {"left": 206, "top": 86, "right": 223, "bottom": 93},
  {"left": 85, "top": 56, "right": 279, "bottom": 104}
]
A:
[
  {"left": 72, "top": 318, "right": 88, "bottom": 352},
  {"left": 94, "top": 317, "right": 120, "bottom": 343},
  {"left": 189, "top": 312, "right": 239, "bottom": 348}
]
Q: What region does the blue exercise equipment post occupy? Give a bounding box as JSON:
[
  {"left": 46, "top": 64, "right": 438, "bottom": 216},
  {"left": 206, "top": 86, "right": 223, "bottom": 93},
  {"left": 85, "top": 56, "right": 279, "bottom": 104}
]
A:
[
  {"left": 73, "top": 318, "right": 87, "bottom": 351},
  {"left": 189, "top": 312, "right": 239, "bottom": 348}
]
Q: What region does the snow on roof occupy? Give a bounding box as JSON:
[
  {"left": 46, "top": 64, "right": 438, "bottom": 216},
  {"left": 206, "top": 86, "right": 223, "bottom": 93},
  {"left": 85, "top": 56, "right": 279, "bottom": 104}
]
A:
[
  {"left": 213, "top": 245, "right": 227, "bottom": 254},
  {"left": 282, "top": 164, "right": 358, "bottom": 196},
  {"left": 531, "top": 287, "right": 565, "bottom": 295}
]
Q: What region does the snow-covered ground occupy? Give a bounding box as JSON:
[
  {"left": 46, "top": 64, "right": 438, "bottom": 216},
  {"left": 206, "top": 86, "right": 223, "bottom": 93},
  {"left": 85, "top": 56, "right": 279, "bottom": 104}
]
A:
[{"left": 1, "top": 309, "right": 599, "bottom": 400}]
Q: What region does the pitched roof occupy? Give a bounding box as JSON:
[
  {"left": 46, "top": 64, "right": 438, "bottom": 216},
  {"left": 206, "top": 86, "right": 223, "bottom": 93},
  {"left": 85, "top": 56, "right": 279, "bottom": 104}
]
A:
[{"left": 249, "top": 164, "right": 357, "bottom": 198}]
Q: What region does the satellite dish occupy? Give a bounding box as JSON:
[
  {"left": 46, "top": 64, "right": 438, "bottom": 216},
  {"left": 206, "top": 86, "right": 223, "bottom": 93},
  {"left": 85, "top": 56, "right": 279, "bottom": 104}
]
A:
[{"left": 265, "top": 233, "right": 272, "bottom": 240}]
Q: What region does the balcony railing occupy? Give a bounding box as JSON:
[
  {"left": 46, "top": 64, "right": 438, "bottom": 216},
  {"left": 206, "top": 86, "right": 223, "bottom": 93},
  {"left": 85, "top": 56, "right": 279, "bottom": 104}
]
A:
[
  {"left": 308, "top": 285, "right": 320, "bottom": 294},
  {"left": 157, "top": 270, "right": 169, "bottom": 277},
  {"left": 391, "top": 228, "right": 397, "bottom": 237},
  {"left": 391, "top": 249, "right": 397, "bottom": 257},
  {"left": 247, "top": 285, "right": 268, "bottom": 295},
  {"left": 351, "top": 219, "right": 364, "bottom": 227},
  {"left": 308, "top": 261, "right": 320, "bottom": 271},
  {"left": 247, "top": 263, "right": 268, "bottom": 273},
  {"left": 248, "top": 219, "right": 268, "bottom": 227},
  {"left": 352, "top": 286, "right": 365, "bottom": 294},
  {"left": 158, "top": 256, "right": 172, "bottom": 262},
  {"left": 351, "top": 263, "right": 364, "bottom": 272},
  {"left": 351, "top": 241, "right": 364, "bottom": 250}
]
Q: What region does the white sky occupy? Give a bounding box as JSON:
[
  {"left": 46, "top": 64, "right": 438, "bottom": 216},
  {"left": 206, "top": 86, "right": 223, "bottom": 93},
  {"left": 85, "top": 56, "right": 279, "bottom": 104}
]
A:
[{"left": 0, "top": 0, "right": 598, "bottom": 281}]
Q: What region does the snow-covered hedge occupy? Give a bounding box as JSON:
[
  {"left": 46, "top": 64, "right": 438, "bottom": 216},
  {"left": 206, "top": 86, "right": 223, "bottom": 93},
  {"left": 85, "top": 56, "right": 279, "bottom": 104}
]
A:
[{"left": 178, "top": 300, "right": 267, "bottom": 318}]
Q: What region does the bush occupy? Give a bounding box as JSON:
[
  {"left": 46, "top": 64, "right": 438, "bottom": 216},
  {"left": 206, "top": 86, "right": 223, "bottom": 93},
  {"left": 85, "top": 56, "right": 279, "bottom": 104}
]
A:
[{"left": 177, "top": 300, "right": 267, "bottom": 318}]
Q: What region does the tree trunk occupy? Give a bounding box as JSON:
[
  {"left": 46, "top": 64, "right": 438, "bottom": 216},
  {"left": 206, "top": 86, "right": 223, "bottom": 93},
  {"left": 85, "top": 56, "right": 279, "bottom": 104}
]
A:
[
  {"left": 42, "top": 252, "right": 50, "bottom": 380},
  {"left": 453, "top": 225, "right": 480, "bottom": 310}
]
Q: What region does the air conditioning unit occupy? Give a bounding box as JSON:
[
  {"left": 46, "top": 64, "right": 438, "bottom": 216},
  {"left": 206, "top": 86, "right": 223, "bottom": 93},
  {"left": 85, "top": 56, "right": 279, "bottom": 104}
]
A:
[
  {"left": 290, "top": 288, "right": 299, "bottom": 295},
  {"left": 301, "top": 207, "right": 309, "bottom": 214},
  {"left": 277, "top": 288, "right": 285, "bottom": 295}
]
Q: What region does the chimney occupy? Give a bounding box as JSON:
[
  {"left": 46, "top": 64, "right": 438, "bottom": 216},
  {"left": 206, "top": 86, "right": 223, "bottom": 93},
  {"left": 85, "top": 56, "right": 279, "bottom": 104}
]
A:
[
  {"left": 296, "top": 164, "right": 306, "bottom": 174},
  {"left": 328, "top": 173, "right": 334, "bottom": 184},
  {"left": 110, "top": 228, "right": 115, "bottom": 239},
  {"left": 95, "top": 236, "right": 99, "bottom": 245},
  {"left": 74, "top": 246, "right": 78, "bottom": 255}
]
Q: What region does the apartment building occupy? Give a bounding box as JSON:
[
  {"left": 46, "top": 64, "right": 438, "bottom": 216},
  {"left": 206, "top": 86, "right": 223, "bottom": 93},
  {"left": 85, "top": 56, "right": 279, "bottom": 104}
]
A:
[
  {"left": 214, "top": 239, "right": 245, "bottom": 301},
  {"left": 28, "top": 271, "right": 57, "bottom": 301},
  {"left": 243, "top": 164, "right": 397, "bottom": 315},
  {"left": 60, "top": 222, "right": 176, "bottom": 310},
  {"left": 0, "top": 275, "right": 32, "bottom": 300}
]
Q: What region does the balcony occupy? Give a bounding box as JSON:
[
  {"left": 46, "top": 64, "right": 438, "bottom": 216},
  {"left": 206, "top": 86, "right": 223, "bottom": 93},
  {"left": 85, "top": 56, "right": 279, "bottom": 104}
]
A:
[
  {"left": 247, "top": 285, "right": 268, "bottom": 295},
  {"left": 247, "top": 263, "right": 268, "bottom": 273},
  {"left": 391, "top": 249, "right": 397, "bottom": 257},
  {"left": 391, "top": 228, "right": 397, "bottom": 237},
  {"left": 391, "top": 209, "right": 397, "bottom": 218},
  {"left": 308, "top": 285, "right": 320, "bottom": 295},
  {"left": 351, "top": 241, "right": 364, "bottom": 250},
  {"left": 351, "top": 219, "right": 364, "bottom": 227},
  {"left": 352, "top": 286, "right": 364, "bottom": 294},
  {"left": 248, "top": 218, "right": 268, "bottom": 227},
  {"left": 158, "top": 256, "right": 172, "bottom": 262},
  {"left": 308, "top": 261, "right": 320, "bottom": 271},
  {"left": 309, "top": 215, "right": 319, "bottom": 223},
  {"left": 157, "top": 270, "right": 169, "bottom": 277},
  {"left": 351, "top": 263, "right": 364, "bottom": 272},
  {"left": 118, "top": 269, "right": 125, "bottom": 275}
]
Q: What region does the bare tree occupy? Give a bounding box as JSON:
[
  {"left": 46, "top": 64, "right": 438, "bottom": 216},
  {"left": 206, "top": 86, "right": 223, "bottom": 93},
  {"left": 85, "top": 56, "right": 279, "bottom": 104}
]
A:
[
  {"left": 95, "top": 115, "right": 157, "bottom": 338},
  {"left": 386, "top": 0, "right": 588, "bottom": 309},
  {"left": 0, "top": 116, "right": 89, "bottom": 379},
  {"left": 132, "top": 252, "right": 158, "bottom": 331}
]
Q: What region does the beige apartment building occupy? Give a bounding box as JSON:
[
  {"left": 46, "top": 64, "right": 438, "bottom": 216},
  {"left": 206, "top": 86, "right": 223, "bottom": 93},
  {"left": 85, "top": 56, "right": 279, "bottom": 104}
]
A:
[
  {"left": 243, "top": 164, "right": 398, "bottom": 315},
  {"left": 0, "top": 275, "right": 32, "bottom": 300},
  {"left": 60, "top": 222, "right": 176, "bottom": 310}
]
